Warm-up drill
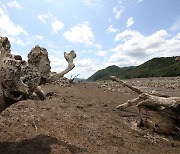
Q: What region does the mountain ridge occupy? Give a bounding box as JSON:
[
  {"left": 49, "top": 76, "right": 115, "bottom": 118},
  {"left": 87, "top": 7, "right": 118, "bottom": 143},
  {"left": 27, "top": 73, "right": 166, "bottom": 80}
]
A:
[{"left": 87, "top": 56, "right": 180, "bottom": 81}]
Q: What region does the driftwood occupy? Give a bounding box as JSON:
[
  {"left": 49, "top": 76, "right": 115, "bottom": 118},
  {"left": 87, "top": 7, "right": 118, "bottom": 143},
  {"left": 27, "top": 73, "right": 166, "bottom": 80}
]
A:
[
  {"left": 110, "top": 76, "right": 180, "bottom": 133},
  {"left": 27, "top": 46, "right": 77, "bottom": 84},
  {"left": 49, "top": 50, "right": 76, "bottom": 82},
  {"left": 27, "top": 45, "right": 51, "bottom": 84},
  {"left": 0, "top": 36, "right": 76, "bottom": 113},
  {"left": 0, "top": 37, "right": 29, "bottom": 112},
  {"left": 110, "top": 76, "right": 143, "bottom": 94},
  {"left": 110, "top": 76, "right": 170, "bottom": 110}
]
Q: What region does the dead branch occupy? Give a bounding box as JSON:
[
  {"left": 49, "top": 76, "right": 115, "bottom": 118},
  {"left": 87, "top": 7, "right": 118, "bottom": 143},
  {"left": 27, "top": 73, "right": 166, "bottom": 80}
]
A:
[
  {"left": 110, "top": 76, "right": 180, "bottom": 133},
  {"left": 110, "top": 76, "right": 170, "bottom": 110},
  {"left": 137, "top": 93, "right": 180, "bottom": 119},
  {"left": 116, "top": 97, "right": 143, "bottom": 110},
  {"left": 50, "top": 50, "right": 76, "bottom": 82},
  {"left": 69, "top": 74, "right": 79, "bottom": 83},
  {"left": 110, "top": 76, "right": 143, "bottom": 94}
]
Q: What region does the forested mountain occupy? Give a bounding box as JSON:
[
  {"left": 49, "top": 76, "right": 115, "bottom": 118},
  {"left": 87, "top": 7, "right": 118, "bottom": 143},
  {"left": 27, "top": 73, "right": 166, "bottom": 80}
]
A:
[{"left": 87, "top": 57, "right": 180, "bottom": 81}]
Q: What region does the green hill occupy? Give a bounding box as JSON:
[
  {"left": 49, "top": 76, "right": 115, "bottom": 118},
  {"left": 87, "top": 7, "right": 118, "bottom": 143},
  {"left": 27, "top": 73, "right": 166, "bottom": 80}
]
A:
[{"left": 87, "top": 56, "right": 180, "bottom": 81}]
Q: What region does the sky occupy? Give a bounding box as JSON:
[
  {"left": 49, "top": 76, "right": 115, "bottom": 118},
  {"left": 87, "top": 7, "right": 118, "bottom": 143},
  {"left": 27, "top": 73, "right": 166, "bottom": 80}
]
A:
[{"left": 0, "top": 0, "right": 180, "bottom": 79}]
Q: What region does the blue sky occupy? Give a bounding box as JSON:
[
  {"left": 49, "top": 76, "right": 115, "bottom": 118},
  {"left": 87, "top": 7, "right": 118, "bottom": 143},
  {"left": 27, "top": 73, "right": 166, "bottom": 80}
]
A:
[{"left": 0, "top": 0, "right": 180, "bottom": 79}]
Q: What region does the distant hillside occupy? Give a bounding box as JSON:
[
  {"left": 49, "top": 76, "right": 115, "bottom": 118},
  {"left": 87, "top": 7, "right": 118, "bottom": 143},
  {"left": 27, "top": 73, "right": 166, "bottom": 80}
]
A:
[{"left": 87, "top": 56, "right": 180, "bottom": 81}]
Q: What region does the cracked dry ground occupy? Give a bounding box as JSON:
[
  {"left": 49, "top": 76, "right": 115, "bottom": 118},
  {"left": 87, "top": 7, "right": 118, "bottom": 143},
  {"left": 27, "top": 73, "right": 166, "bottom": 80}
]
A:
[{"left": 0, "top": 81, "right": 180, "bottom": 154}]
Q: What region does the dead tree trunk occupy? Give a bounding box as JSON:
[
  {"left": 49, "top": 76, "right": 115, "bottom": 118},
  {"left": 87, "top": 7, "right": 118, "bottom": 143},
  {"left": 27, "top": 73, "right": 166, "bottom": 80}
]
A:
[
  {"left": 110, "top": 76, "right": 170, "bottom": 109},
  {"left": 110, "top": 76, "right": 143, "bottom": 94},
  {"left": 110, "top": 76, "right": 180, "bottom": 133},
  {"left": 0, "top": 37, "right": 45, "bottom": 113}
]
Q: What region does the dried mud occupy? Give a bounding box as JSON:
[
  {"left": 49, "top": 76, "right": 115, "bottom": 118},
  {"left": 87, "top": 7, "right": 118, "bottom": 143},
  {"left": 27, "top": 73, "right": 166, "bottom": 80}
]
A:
[{"left": 0, "top": 77, "right": 180, "bottom": 154}]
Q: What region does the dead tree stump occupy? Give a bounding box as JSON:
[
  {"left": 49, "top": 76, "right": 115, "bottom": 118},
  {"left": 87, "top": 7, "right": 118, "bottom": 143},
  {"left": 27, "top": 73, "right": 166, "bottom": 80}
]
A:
[{"left": 110, "top": 76, "right": 180, "bottom": 133}]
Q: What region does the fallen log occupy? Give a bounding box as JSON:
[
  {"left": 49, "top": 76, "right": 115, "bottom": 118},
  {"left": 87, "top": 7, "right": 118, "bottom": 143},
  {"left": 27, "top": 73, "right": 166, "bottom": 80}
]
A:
[
  {"left": 110, "top": 76, "right": 180, "bottom": 133},
  {"left": 110, "top": 76, "right": 170, "bottom": 109},
  {"left": 110, "top": 76, "right": 143, "bottom": 94},
  {"left": 137, "top": 93, "right": 180, "bottom": 120},
  {"left": 116, "top": 97, "right": 143, "bottom": 110}
]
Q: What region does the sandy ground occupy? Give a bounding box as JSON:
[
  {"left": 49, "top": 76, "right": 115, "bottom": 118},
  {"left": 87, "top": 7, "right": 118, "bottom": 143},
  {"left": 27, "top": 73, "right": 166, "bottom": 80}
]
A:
[{"left": 0, "top": 77, "right": 180, "bottom": 154}]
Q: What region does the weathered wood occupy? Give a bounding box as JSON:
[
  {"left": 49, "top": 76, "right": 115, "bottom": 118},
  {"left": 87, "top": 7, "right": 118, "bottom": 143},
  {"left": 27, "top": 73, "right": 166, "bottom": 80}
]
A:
[
  {"left": 110, "top": 76, "right": 170, "bottom": 109},
  {"left": 0, "top": 37, "right": 44, "bottom": 113},
  {"left": 110, "top": 76, "right": 143, "bottom": 94},
  {"left": 137, "top": 93, "right": 180, "bottom": 119},
  {"left": 49, "top": 50, "right": 76, "bottom": 82},
  {"left": 116, "top": 97, "right": 143, "bottom": 110},
  {"left": 0, "top": 36, "right": 77, "bottom": 113},
  {"left": 110, "top": 75, "right": 180, "bottom": 133},
  {"left": 33, "top": 86, "right": 46, "bottom": 100}
]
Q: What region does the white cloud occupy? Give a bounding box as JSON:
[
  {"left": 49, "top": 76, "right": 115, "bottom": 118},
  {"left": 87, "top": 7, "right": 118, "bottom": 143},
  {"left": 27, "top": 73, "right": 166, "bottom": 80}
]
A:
[
  {"left": 137, "top": 0, "right": 143, "bottom": 3},
  {"left": 9, "top": 35, "right": 44, "bottom": 47},
  {"left": 9, "top": 37, "right": 27, "bottom": 46},
  {"left": 80, "top": 49, "right": 92, "bottom": 53},
  {"left": 76, "top": 58, "right": 94, "bottom": 68},
  {"left": 63, "top": 22, "right": 100, "bottom": 48},
  {"left": 38, "top": 13, "right": 52, "bottom": 24},
  {"left": 51, "top": 18, "right": 64, "bottom": 33},
  {"left": 170, "top": 17, "right": 180, "bottom": 32},
  {"left": 7, "top": 0, "right": 22, "bottom": 9},
  {"left": 81, "top": 0, "right": 104, "bottom": 9},
  {"left": 114, "top": 30, "right": 143, "bottom": 41},
  {"left": 38, "top": 13, "right": 64, "bottom": 33},
  {"left": 81, "top": 0, "right": 98, "bottom": 8},
  {"left": 108, "top": 29, "right": 180, "bottom": 67},
  {"left": 95, "top": 44, "right": 102, "bottom": 50},
  {"left": 175, "top": 33, "right": 180, "bottom": 39},
  {"left": 107, "top": 25, "right": 119, "bottom": 33},
  {"left": 51, "top": 55, "right": 102, "bottom": 79},
  {"left": 113, "top": 7, "right": 124, "bottom": 19},
  {"left": 96, "top": 50, "right": 107, "bottom": 57},
  {"left": 73, "top": 58, "right": 101, "bottom": 78},
  {"left": 49, "top": 55, "right": 66, "bottom": 72},
  {"left": 126, "top": 17, "right": 134, "bottom": 28},
  {"left": 35, "top": 35, "right": 44, "bottom": 40},
  {"left": 0, "top": 7, "right": 28, "bottom": 36}
]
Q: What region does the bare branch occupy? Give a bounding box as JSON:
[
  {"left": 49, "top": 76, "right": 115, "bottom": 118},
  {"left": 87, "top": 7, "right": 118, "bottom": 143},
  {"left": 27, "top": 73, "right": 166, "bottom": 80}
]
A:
[{"left": 50, "top": 50, "right": 76, "bottom": 82}]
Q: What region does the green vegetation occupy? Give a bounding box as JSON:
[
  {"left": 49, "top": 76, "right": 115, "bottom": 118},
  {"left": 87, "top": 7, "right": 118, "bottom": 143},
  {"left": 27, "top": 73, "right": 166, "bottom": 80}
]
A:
[{"left": 87, "top": 56, "right": 180, "bottom": 81}]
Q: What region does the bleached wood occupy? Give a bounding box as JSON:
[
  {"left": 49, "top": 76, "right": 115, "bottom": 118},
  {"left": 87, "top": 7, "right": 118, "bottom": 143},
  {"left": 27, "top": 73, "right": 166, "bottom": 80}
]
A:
[
  {"left": 50, "top": 50, "right": 76, "bottom": 82},
  {"left": 111, "top": 76, "right": 180, "bottom": 132}
]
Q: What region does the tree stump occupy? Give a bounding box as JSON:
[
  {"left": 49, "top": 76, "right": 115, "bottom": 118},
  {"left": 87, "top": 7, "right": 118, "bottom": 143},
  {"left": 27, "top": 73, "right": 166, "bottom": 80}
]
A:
[{"left": 110, "top": 76, "right": 180, "bottom": 133}]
